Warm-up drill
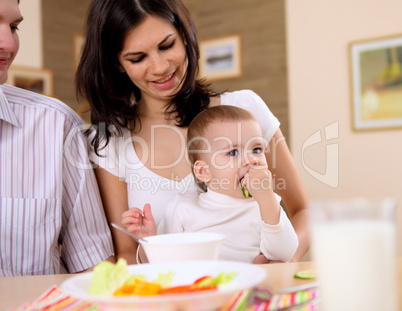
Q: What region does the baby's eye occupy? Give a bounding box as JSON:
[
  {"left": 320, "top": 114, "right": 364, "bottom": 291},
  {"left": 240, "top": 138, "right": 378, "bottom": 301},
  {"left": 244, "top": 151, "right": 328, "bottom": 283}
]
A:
[
  {"left": 252, "top": 147, "right": 262, "bottom": 154},
  {"left": 227, "top": 149, "right": 239, "bottom": 156},
  {"left": 10, "top": 25, "right": 20, "bottom": 32}
]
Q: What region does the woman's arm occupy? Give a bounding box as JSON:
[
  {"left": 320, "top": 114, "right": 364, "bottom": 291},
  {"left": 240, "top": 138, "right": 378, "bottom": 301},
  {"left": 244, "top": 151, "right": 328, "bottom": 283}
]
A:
[
  {"left": 266, "top": 129, "right": 311, "bottom": 261},
  {"left": 95, "top": 167, "right": 138, "bottom": 264}
]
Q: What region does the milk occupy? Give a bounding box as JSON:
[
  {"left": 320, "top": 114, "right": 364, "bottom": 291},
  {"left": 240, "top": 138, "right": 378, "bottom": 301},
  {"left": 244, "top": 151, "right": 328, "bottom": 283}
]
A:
[{"left": 312, "top": 220, "right": 397, "bottom": 311}]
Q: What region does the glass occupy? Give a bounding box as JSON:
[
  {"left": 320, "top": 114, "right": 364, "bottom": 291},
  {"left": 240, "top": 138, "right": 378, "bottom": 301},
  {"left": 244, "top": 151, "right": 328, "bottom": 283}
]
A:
[{"left": 310, "top": 198, "right": 397, "bottom": 311}]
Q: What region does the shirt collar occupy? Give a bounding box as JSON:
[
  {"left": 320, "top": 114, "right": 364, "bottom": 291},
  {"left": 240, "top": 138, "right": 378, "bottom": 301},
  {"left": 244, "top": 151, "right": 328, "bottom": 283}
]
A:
[{"left": 0, "top": 85, "right": 21, "bottom": 127}]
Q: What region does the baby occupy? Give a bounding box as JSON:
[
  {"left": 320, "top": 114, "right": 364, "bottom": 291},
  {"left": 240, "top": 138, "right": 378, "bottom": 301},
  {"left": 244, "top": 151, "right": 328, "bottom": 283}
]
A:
[{"left": 122, "top": 105, "right": 298, "bottom": 263}]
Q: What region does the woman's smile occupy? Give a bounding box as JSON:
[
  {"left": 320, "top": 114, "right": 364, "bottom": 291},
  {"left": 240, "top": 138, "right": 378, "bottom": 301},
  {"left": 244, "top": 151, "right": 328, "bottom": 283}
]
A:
[
  {"left": 153, "top": 73, "right": 174, "bottom": 84},
  {"left": 151, "top": 72, "right": 176, "bottom": 90}
]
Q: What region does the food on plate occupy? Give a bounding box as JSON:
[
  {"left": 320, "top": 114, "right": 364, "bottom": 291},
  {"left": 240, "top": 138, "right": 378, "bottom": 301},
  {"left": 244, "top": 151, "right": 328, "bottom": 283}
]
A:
[
  {"left": 89, "top": 259, "right": 236, "bottom": 297},
  {"left": 89, "top": 258, "right": 132, "bottom": 296}
]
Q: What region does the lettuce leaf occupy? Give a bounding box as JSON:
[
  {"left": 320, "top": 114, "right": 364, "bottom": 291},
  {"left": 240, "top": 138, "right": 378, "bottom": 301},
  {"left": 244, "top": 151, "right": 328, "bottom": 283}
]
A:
[
  {"left": 152, "top": 271, "right": 173, "bottom": 287},
  {"left": 89, "top": 258, "right": 131, "bottom": 296}
]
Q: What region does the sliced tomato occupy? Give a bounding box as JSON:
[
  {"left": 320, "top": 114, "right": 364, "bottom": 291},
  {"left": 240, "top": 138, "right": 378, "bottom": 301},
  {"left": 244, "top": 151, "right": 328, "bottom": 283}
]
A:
[{"left": 193, "top": 276, "right": 213, "bottom": 285}]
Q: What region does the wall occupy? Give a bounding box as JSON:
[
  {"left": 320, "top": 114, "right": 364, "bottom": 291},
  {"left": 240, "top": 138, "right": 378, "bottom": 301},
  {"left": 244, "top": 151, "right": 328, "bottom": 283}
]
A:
[
  {"left": 42, "top": 0, "right": 90, "bottom": 113},
  {"left": 13, "top": 0, "right": 42, "bottom": 67},
  {"left": 286, "top": 0, "right": 402, "bottom": 255}
]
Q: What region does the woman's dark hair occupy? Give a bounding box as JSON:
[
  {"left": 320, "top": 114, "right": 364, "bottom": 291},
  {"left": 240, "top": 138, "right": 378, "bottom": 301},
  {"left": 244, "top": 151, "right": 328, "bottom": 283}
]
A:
[{"left": 76, "top": 0, "right": 218, "bottom": 155}]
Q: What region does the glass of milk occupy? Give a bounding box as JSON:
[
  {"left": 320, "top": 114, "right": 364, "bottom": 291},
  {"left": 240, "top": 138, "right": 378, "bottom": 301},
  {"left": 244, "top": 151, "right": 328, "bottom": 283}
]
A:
[{"left": 310, "top": 198, "right": 397, "bottom": 311}]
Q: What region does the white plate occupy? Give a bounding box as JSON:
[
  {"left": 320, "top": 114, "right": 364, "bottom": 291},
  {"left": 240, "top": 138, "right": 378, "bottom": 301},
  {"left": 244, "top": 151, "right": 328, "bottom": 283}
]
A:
[{"left": 61, "top": 260, "right": 266, "bottom": 311}]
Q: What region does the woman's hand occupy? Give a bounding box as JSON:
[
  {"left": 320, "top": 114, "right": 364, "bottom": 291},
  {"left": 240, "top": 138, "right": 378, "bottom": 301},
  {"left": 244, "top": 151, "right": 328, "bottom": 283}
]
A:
[{"left": 121, "top": 203, "right": 157, "bottom": 237}]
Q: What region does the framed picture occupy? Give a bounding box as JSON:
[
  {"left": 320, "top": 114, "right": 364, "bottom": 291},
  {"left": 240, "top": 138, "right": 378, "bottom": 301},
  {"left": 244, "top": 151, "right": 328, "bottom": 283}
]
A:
[
  {"left": 7, "top": 66, "right": 53, "bottom": 96},
  {"left": 349, "top": 33, "right": 402, "bottom": 131},
  {"left": 199, "top": 34, "right": 242, "bottom": 81}
]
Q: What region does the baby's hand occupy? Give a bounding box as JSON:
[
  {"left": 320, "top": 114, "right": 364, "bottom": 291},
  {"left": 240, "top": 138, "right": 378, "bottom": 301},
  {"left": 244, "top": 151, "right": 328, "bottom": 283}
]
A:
[
  {"left": 121, "top": 203, "right": 157, "bottom": 237},
  {"left": 242, "top": 167, "right": 280, "bottom": 225},
  {"left": 241, "top": 166, "right": 273, "bottom": 201}
]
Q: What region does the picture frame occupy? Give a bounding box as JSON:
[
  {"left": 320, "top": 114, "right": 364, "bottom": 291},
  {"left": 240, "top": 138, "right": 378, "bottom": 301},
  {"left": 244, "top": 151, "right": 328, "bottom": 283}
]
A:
[
  {"left": 199, "top": 34, "right": 242, "bottom": 81},
  {"left": 349, "top": 33, "right": 402, "bottom": 131},
  {"left": 7, "top": 66, "right": 53, "bottom": 96}
]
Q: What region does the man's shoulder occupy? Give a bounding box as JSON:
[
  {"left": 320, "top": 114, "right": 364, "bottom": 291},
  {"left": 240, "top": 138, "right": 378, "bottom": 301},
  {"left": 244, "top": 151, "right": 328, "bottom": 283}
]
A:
[{"left": 1, "top": 84, "right": 84, "bottom": 126}]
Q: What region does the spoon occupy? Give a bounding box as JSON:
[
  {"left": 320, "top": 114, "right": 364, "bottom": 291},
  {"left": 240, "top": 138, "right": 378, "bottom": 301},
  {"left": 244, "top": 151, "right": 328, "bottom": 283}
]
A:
[{"left": 110, "top": 222, "right": 150, "bottom": 244}]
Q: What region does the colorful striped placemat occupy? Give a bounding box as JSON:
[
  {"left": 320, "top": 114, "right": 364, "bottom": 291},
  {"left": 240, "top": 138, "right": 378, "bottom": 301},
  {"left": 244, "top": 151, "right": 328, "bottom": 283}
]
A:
[{"left": 10, "top": 286, "right": 318, "bottom": 311}]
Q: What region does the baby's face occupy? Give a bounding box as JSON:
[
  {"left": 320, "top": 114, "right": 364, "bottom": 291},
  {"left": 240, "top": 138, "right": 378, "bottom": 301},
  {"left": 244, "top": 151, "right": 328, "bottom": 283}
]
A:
[{"left": 199, "top": 120, "right": 267, "bottom": 199}]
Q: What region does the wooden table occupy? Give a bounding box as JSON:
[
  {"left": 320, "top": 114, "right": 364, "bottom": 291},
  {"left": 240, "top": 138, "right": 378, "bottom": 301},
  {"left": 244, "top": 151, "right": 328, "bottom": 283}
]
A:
[{"left": 1, "top": 258, "right": 401, "bottom": 310}]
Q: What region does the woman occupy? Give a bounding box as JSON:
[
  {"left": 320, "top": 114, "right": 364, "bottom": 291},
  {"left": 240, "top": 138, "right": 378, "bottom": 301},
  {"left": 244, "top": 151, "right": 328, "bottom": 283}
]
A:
[{"left": 76, "top": 0, "right": 310, "bottom": 264}]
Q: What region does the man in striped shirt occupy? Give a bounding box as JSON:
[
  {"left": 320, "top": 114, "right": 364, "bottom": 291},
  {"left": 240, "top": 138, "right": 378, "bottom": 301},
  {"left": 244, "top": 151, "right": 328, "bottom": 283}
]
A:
[{"left": 0, "top": 0, "right": 114, "bottom": 276}]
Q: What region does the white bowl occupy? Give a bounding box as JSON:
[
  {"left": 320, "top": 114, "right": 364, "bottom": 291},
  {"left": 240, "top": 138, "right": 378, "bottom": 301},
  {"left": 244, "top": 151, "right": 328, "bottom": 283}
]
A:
[{"left": 140, "top": 232, "right": 225, "bottom": 263}]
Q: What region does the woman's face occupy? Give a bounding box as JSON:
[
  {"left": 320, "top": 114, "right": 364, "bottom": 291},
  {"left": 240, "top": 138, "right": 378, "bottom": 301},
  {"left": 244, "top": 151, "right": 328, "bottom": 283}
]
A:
[{"left": 117, "top": 15, "right": 188, "bottom": 105}]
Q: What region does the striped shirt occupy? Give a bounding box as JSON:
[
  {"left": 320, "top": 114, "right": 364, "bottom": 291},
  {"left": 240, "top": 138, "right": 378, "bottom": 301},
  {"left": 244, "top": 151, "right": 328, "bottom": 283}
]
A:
[{"left": 0, "top": 84, "right": 114, "bottom": 276}]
